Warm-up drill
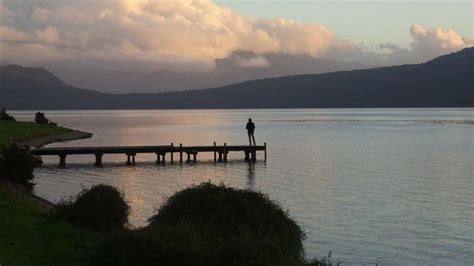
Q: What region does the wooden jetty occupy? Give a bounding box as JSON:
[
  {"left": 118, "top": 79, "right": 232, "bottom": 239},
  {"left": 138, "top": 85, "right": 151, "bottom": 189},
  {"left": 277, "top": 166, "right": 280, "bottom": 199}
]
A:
[{"left": 32, "top": 142, "right": 267, "bottom": 167}]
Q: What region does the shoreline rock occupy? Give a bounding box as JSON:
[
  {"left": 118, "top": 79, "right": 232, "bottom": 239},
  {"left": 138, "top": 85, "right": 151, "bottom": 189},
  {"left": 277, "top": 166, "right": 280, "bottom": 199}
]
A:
[{"left": 17, "top": 130, "right": 93, "bottom": 148}]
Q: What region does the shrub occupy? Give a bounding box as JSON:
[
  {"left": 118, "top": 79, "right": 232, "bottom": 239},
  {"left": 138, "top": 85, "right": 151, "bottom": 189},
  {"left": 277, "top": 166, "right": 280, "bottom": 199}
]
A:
[
  {"left": 52, "top": 184, "right": 129, "bottom": 232},
  {"left": 34, "top": 111, "right": 56, "bottom": 125},
  {"left": 0, "top": 154, "right": 6, "bottom": 181},
  {"left": 95, "top": 183, "right": 306, "bottom": 265},
  {"left": 0, "top": 144, "right": 34, "bottom": 189},
  {"left": 94, "top": 223, "right": 297, "bottom": 266},
  {"left": 0, "top": 106, "right": 15, "bottom": 121},
  {"left": 149, "top": 183, "right": 305, "bottom": 255}
]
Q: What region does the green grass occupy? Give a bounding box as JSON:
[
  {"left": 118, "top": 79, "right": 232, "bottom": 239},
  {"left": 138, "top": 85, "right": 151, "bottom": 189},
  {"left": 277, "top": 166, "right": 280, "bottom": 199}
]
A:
[
  {"left": 0, "top": 184, "right": 103, "bottom": 265},
  {"left": 0, "top": 121, "right": 103, "bottom": 265},
  {"left": 0, "top": 121, "right": 71, "bottom": 148}
]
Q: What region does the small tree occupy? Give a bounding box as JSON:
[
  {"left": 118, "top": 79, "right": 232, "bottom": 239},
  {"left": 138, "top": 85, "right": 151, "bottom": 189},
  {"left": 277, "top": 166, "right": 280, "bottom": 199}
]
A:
[
  {"left": 0, "top": 144, "right": 35, "bottom": 189},
  {"left": 34, "top": 111, "right": 56, "bottom": 125},
  {"left": 0, "top": 107, "right": 15, "bottom": 121},
  {"left": 35, "top": 111, "right": 49, "bottom": 124}
]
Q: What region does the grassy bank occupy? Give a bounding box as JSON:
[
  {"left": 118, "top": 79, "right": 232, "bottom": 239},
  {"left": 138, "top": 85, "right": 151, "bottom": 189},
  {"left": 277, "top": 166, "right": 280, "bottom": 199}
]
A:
[
  {"left": 0, "top": 121, "right": 71, "bottom": 148},
  {"left": 0, "top": 121, "right": 101, "bottom": 265},
  {"left": 0, "top": 184, "right": 102, "bottom": 265}
]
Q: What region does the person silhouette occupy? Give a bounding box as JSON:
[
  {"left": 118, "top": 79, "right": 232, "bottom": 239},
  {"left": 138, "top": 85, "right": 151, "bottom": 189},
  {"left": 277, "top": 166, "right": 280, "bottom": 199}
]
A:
[{"left": 246, "top": 118, "right": 256, "bottom": 146}]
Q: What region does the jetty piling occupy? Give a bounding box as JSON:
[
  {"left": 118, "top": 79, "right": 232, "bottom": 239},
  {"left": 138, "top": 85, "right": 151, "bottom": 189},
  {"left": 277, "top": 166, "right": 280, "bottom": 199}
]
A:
[
  {"left": 223, "top": 143, "right": 228, "bottom": 163},
  {"left": 213, "top": 142, "right": 217, "bottom": 163},
  {"left": 95, "top": 153, "right": 103, "bottom": 167},
  {"left": 33, "top": 143, "right": 267, "bottom": 167},
  {"left": 170, "top": 143, "right": 174, "bottom": 164},
  {"left": 264, "top": 142, "right": 267, "bottom": 162},
  {"left": 59, "top": 154, "right": 66, "bottom": 168}
]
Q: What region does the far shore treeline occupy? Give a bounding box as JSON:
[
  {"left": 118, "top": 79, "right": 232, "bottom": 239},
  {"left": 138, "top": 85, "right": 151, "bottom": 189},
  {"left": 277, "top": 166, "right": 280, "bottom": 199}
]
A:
[{"left": 1, "top": 48, "right": 473, "bottom": 110}]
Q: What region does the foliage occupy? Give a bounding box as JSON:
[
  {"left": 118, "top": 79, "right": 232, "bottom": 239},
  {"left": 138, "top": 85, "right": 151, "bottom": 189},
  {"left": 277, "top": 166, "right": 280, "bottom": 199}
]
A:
[
  {"left": 95, "top": 182, "right": 306, "bottom": 265},
  {"left": 0, "top": 144, "right": 35, "bottom": 189},
  {"left": 95, "top": 223, "right": 302, "bottom": 266},
  {"left": 51, "top": 184, "right": 129, "bottom": 232},
  {"left": 149, "top": 183, "right": 305, "bottom": 253},
  {"left": 0, "top": 184, "right": 103, "bottom": 265},
  {"left": 35, "top": 111, "right": 57, "bottom": 126},
  {"left": 0, "top": 107, "right": 15, "bottom": 121}
]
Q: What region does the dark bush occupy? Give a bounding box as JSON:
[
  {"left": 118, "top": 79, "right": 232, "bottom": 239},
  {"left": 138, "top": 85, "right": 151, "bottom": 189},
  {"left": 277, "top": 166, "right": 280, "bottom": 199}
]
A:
[
  {"left": 0, "top": 144, "right": 34, "bottom": 189},
  {"left": 94, "top": 223, "right": 297, "bottom": 266},
  {"left": 94, "top": 183, "right": 306, "bottom": 265},
  {"left": 34, "top": 111, "right": 56, "bottom": 125},
  {"left": 0, "top": 154, "right": 6, "bottom": 181},
  {"left": 0, "top": 107, "right": 15, "bottom": 121},
  {"left": 149, "top": 183, "right": 305, "bottom": 254},
  {"left": 52, "top": 184, "right": 129, "bottom": 232}
]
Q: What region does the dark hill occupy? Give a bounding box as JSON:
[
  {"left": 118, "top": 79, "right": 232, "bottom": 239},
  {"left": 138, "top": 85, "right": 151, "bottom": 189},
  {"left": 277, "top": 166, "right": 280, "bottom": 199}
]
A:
[
  {"left": 1, "top": 48, "right": 473, "bottom": 109},
  {"left": 0, "top": 65, "right": 110, "bottom": 109}
]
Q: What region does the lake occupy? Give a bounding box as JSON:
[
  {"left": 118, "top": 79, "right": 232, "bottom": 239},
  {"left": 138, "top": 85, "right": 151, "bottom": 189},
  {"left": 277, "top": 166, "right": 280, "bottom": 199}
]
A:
[{"left": 12, "top": 108, "right": 474, "bottom": 265}]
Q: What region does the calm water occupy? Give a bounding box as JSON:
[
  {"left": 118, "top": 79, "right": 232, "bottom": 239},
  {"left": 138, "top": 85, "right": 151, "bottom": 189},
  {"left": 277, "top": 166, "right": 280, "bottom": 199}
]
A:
[{"left": 13, "top": 109, "right": 474, "bottom": 265}]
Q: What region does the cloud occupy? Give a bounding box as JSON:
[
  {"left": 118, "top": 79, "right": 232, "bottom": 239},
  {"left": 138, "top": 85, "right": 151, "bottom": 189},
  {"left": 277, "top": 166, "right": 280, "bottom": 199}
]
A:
[
  {"left": 408, "top": 24, "right": 472, "bottom": 61},
  {"left": 236, "top": 56, "right": 270, "bottom": 68},
  {"left": 0, "top": 0, "right": 472, "bottom": 70},
  {"left": 0, "top": 2, "right": 14, "bottom": 18},
  {"left": 0, "top": 0, "right": 351, "bottom": 69}
]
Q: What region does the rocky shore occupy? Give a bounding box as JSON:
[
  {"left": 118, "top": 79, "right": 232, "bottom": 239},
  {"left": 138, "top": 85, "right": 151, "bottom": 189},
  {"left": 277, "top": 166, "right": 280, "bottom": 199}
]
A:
[{"left": 17, "top": 130, "right": 93, "bottom": 148}]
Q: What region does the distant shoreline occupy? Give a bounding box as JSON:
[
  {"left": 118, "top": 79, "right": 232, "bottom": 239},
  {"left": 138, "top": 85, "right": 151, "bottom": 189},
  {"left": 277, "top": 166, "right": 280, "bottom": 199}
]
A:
[
  {"left": 6, "top": 107, "right": 474, "bottom": 111},
  {"left": 17, "top": 130, "right": 93, "bottom": 148}
]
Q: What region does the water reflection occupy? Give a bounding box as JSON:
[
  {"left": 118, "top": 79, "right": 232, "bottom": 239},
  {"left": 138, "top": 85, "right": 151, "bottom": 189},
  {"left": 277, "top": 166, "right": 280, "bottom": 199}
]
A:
[{"left": 246, "top": 162, "right": 256, "bottom": 190}]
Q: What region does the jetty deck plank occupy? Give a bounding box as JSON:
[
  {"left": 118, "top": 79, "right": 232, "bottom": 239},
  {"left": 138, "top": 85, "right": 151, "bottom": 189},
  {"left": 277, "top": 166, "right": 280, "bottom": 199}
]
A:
[{"left": 32, "top": 143, "right": 267, "bottom": 166}]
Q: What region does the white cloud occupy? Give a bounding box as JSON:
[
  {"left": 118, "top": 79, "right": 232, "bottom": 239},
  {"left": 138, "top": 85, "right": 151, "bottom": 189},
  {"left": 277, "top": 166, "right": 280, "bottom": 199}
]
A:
[
  {"left": 369, "top": 25, "right": 474, "bottom": 65},
  {"left": 35, "top": 26, "right": 61, "bottom": 45},
  {"left": 236, "top": 56, "right": 270, "bottom": 68},
  {"left": 0, "top": 0, "right": 350, "bottom": 68},
  {"left": 0, "top": 25, "right": 29, "bottom": 42},
  {"left": 409, "top": 24, "right": 472, "bottom": 60},
  {"left": 0, "top": 0, "right": 472, "bottom": 69},
  {"left": 0, "top": 2, "right": 14, "bottom": 18}
]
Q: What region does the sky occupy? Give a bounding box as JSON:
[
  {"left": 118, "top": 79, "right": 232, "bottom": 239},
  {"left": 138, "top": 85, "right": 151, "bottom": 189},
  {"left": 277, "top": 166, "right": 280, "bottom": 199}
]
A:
[
  {"left": 216, "top": 0, "right": 473, "bottom": 48},
  {"left": 0, "top": 0, "right": 473, "bottom": 71}
]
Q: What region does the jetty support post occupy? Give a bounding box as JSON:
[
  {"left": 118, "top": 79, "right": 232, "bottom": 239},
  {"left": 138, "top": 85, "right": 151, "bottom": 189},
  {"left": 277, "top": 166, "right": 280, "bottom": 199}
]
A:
[
  {"left": 251, "top": 151, "right": 256, "bottom": 162},
  {"left": 59, "top": 154, "right": 66, "bottom": 167},
  {"left": 179, "top": 143, "right": 183, "bottom": 164},
  {"left": 264, "top": 142, "right": 267, "bottom": 162},
  {"left": 223, "top": 142, "right": 228, "bottom": 163},
  {"left": 156, "top": 153, "right": 161, "bottom": 164},
  {"left": 244, "top": 150, "right": 250, "bottom": 162},
  {"left": 170, "top": 143, "right": 174, "bottom": 164},
  {"left": 161, "top": 153, "right": 165, "bottom": 165},
  {"left": 213, "top": 142, "right": 217, "bottom": 163},
  {"left": 95, "top": 153, "right": 103, "bottom": 167},
  {"left": 127, "top": 153, "right": 136, "bottom": 165}
]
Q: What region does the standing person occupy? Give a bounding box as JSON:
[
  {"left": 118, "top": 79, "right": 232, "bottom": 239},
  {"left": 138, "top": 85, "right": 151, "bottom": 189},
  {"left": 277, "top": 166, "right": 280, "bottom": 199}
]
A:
[{"left": 246, "top": 118, "right": 256, "bottom": 146}]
